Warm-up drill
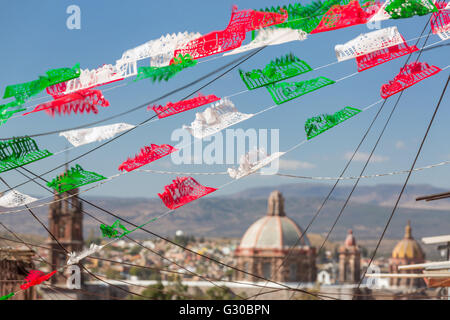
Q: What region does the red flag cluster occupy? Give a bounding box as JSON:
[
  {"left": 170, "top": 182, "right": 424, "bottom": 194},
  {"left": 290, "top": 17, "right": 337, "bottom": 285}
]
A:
[
  {"left": 118, "top": 144, "right": 177, "bottom": 172},
  {"left": 380, "top": 61, "right": 441, "bottom": 99},
  {"left": 20, "top": 270, "right": 57, "bottom": 290},
  {"left": 310, "top": 0, "right": 379, "bottom": 34},
  {"left": 23, "top": 89, "right": 110, "bottom": 116},
  {"left": 151, "top": 93, "right": 220, "bottom": 119},
  {"left": 171, "top": 6, "right": 287, "bottom": 62},
  {"left": 158, "top": 177, "right": 217, "bottom": 210}
]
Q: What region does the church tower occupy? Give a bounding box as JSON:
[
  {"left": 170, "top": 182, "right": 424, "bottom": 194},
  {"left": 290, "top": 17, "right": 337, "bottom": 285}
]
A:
[
  {"left": 339, "top": 229, "right": 361, "bottom": 284},
  {"left": 47, "top": 187, "right": 83, "bottom": 284}
]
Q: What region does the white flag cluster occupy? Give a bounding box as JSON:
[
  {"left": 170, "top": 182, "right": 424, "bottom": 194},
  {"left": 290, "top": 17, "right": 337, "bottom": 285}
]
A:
[
  {"left": 60, "top": 123, "right": 135, "bottom": 147},
  {"left": 183, "top": 98, "right": 254, "bottom": 139},
  {"left": 335, "top": 27, "right": 404, "bottom": 62},
  {"left": 224, "top": 27, "right": 307, "bottom": 56},
  {"left": 228, "top": 149, "right": 285, "bottom": 180},
  {"left": 0, "top": 190, "right": 38, "bottom": 208},
  {"left": 55, "top": 32, "right": 201, "bottom": 95}
]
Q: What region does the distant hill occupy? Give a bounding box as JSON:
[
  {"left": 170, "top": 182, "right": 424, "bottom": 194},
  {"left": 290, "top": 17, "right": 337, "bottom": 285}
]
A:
[{"left": 1, "top": 183, "right": 448, "bottom": 251}]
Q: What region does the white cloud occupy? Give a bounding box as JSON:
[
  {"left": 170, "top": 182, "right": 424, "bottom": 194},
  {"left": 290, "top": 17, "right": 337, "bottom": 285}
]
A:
[
  {"left": 395, "top": 140, "right": 406, "bottom": 149},
  {"left": 344, "top": 151, "right": 389, "bottom": 163},
  {"left": 279, "top": 159, "right": 316, "bottom": 170}
]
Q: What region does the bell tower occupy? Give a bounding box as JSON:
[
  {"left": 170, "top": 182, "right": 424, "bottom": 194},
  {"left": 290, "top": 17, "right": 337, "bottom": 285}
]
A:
[{"left": 47, "top": 186, "right": 83, "bottom": 284}]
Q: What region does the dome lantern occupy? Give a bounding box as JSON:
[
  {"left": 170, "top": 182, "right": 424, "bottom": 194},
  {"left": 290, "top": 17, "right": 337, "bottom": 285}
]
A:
[{"left": 267, "top": 190, "right": 286, "bottom": 217}]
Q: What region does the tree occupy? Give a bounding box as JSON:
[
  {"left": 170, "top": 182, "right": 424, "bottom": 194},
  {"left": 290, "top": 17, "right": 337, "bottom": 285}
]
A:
[{"left": 105, "top": 268, "right": 123, "bottom": 280}]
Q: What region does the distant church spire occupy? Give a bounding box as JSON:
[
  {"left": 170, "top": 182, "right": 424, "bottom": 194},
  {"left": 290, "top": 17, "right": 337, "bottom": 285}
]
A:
[{"left": 267, "top": 190, "right": 286, "bottom": 217}]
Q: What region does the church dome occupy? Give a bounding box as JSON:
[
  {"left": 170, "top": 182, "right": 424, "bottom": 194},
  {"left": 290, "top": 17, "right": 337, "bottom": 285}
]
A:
[
  {"left": 392, "top": 221, "right": 425, "bottom": 260},
  {"left": 238, "top": 190, "right": 310, "bottom": 250}
]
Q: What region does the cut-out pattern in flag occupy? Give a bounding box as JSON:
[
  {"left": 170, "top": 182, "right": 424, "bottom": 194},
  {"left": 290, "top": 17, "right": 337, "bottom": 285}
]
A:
[
  {"left": 310, "top": 1, "right": 372, "bottom": 34},
  {"left": 24, "top": 89, "right": 110, "bottom": 117},
  {"left": 0, "top": 190, "right": 38, "bottom": 208},
  {"left": 100, "top": 220, "right": 131, "bottom": 239},
  {"left": 0, "top": 137, "right": 52, "bottom": 173},
  {"left": 385, "top": 0, "right": 438, "bottom": 19},
  {"left": 257, "top": 0, "right": 344, "bottom": 33},
  {"left": 3, "top": 63, "right": 80, "bottom": 103},
  {"left": 135, "top": 54, "right": 197, "bottom": 82},
  {"left": 118, "top": 32, "right": 202, "bottom": 68},
  {"left": 158, "top": 177, "right": 217, "bottom": 210},
  {"left": 20, "top": 270, "right": 57, "bottom": 290},
  {"left": 59, "top": 123, "right": 135, "bottom": 147},
  {"left": 430, "top": 2, "right": 450, "bottom": 36},
  {"left": 266, "top": 77, "right": 335, "bottom": 105},
  {"left": 152, "top": 93, "right": 220, "bottom": 119},
  {"left": 118, "top": 144, "right": 177, "bottom": 172},
  {"left": 239, "top": 54, "right": 312, "bottom": 90},
  {"left": 183, "top": 98, "right": 254, "bottom": 139},
  {"left": 380, "top": 61, "right": 441, "bottom": 99},
  {"left": 356, "top": 35, "right": 418, "bottom": 72},
  {"left": 335, "top": 27, "right": 405, "bottom": 62},
  {"left": 172, "top": 6, "right": 287, "bottom": 61},
  {"left": 228, "top": 149, "right": 285, "bottom": 179},
  {"left": 47, "top": 164, "right": 107, "bottom": 193},
  {"left": 224, "top": 27, "right": 307, "bottom": 56},
  {"left": 67, "top": 243, "right": 104, "bottom": 265},
  {"left": 305, "top": 106, "right": 362, "bottom": 140}
]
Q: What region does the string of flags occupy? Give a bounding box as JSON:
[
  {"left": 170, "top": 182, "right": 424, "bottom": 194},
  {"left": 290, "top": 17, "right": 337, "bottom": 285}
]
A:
[
  {"left": 0, "top": 0, "right": 444, "bottom": 129},
  {"left": 431, "top": 1, "right": 450, "bottom": 39},
  {"left": 1, "top": 1, "right": 448, "bottom": 301}
]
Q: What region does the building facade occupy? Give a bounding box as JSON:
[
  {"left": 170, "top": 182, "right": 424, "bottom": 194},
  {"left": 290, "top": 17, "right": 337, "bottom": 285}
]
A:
[
  {"left": 234, "top": 190, "right": 316, "bottom": 283},
  {"left": 0, "top": 248, "right": 35, "bottom": 300}
]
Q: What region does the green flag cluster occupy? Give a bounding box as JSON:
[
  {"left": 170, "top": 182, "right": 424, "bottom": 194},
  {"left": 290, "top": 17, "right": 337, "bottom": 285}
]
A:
[
  {"left": 0, "top": 137, "right": 52, "bottom": 173},
  {"left": 239, "top": 54, "right": 313, "bottom": 90},
  {"left": 2, "top": 63, "right": 80, "bottom": 103},
  {"left": 135, "top": 54, "right": 197, "bottom": 82},
  {"left": 385, "top": 0, "right": 438, "bottom": 19},
  {"left": 305, "top": 106, "right": 361, "bottom": 140},
  {"left": 266, "top": 76, "right": 335, "bottom": 104},
  {"left": 47, "top": 164, "right": 107, "bottom": 193}
]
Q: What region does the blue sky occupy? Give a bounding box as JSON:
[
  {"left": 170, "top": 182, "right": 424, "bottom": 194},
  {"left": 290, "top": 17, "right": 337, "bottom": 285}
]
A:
[{"left": 0, "top": 0, "right": 448, "bottom": 199}]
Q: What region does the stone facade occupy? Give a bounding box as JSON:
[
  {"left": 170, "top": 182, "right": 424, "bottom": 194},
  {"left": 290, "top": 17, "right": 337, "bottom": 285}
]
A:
[{"left": 0, "top": 248, "right": 35, "bottom": 300}]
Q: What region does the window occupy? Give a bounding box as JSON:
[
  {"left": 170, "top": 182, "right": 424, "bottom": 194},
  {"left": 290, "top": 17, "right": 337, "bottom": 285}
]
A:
[
  {"left": 262, "top": 262, "right": 271, "bottom": 279},
  {"left": 289, "top": 264, "right": 297, "bottom": 281}
]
